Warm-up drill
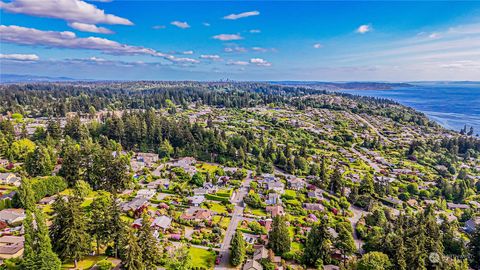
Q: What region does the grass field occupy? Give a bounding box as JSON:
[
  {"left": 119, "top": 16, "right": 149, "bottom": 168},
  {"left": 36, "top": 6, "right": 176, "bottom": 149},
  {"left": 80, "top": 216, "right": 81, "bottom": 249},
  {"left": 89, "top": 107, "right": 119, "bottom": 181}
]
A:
[
  {"left": 61, "top": 255, "right": 107, "bottom": 269},
  {"left": 190, "top": 247, "right": 216, "bottom": 269},
  {"left": 196, "top": 163, "right": 219, "bottom": 174}
]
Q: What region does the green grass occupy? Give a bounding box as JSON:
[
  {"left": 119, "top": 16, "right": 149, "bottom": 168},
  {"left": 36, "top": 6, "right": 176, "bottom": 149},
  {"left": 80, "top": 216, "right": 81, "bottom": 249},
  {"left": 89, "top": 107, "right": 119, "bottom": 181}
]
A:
[
  {"left": 246, "top": 207, "right": 267, "bottom": 217},
  {"left": 189, "top": 247, "right": 216, "bottom": 270},
  {"left": 284, "top": 189, "right": 297, "bottom": 199},
  {"left": 291, "top": 242, "right": 304, "bottom": 252},
  {"left": 196, "top": 163, "right": 218, "bottom": 174},
  {"left": 204, "top": 202, "right": 228, "bottom": 214},
  {"left": 61, "top": 255, "right": 107, "bottom": 269}
]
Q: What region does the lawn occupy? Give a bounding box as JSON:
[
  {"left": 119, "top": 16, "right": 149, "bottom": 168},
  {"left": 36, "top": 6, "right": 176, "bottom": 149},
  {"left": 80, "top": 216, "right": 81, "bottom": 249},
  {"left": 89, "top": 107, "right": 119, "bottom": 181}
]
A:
[
  {"left": 204, "top": 202, "right": 228, "bottom": 214},
  {"left": 189, "top": 247, "right": 216, "bottom": 270},
  {"left": 196, "top": 163, "right": 219, "bottom": 174},
  {"left": 246, "top": 207, "right": 267, "bottom": 217},
  {"left": 291, "top": 242, "right": 304, "bottom": 252},
  {"left": 61, "top": 255, "right": 107, "bottom": 269}
]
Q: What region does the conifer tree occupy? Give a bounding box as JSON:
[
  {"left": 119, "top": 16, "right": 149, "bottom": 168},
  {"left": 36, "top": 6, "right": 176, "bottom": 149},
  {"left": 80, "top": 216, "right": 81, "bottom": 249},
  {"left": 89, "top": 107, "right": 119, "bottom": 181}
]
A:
[
  {"left": 268, "top": 215, "right": 291, "bottom": 255},
  {"left": 230, "top": 230, "right": 246, "bottom": 266},
  {"left": 138, "top": 214, "right": 160, "bottom": 269}
]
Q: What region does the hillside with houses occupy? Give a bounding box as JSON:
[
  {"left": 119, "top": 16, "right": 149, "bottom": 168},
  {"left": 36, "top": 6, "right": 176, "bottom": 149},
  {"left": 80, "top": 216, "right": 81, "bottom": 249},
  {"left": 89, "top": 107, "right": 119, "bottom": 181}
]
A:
[{"left": 0, "top": 82, "right": 479, "bottom": 270}]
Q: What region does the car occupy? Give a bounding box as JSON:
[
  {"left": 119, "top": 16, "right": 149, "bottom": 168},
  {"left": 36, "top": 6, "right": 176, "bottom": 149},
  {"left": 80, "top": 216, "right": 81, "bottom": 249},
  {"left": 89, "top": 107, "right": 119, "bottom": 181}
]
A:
[{"left": 215, "top": 255, "right": 222, "bottom": 265}]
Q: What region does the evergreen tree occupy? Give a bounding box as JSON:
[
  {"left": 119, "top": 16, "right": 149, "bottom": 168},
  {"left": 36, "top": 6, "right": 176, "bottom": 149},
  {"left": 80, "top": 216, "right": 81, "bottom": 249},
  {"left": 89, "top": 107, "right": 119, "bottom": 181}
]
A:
[
  {"left": 90, "top": 191, "right": 113, "bottom": 255},
  {"left": 138, "top": 214, "right": 161, "bottom": 269},
  {"left": 123, "top": 229, "right": 144, "bottom": 270},
  {"left": 51, "top": 196, "right": 91, "bottom": 267},
  {"left": 230, "top": 230, "right": 246, "bottom": 266},
  {"left": 25, "top": 146, "right": 55, "bottom": 177},
  {"left": 330, "top": 166, "right": 344, "bottom": 195},
  {"left": 359, "top": 173, "right": 375, "bottom": 196},
  {"left": 268, "top": 215, "right": 291, "bottom": 255},
  {"left": 469, "top": 224, "right": 480, "bottom": 270},
  {"left": 357, "top": 252, "right": 392, "bottom": 270},
  {"left": 303, "top": 219, "right": 332, "bottom": 266},
  {"left": 335, "top": 224, "right": 356, "bottom": 265},
  {"left": 59, "top": 139, "right": 82, "bottom": 186}
]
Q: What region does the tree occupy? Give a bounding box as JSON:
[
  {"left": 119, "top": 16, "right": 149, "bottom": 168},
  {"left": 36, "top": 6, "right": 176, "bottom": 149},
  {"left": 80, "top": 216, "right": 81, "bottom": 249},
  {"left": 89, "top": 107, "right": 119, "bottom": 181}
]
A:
[
  {"left": 59, "top": 139, "right": 82, "bottom": 186},
  {"left": 335, "top": 224, "right": 356, "bottom": 265},
  {"left": 303, "top": 219, "right": 332, "bottom": 266},
  {"left": 10, "top": 138, "right": 35, "bottom": 161},
  {"left": 122, "top": 229, "right": 144, "bottom": 270},
  {"left": 469, "top": 224, "right": 480, "bottom": 270},
  {"left": 230, "top": 230, "right": 246, "bottom": 266},
  {"left": 89, "top": 191, "right": 113, "bottom": 255},
  {"left": 25, "top": 146, "right": 55, "bottom": 177},
  {"left": 359, "top": 173, "right": 375, "bottom": 196},
  {"left": 330, "top": 166, "right": 344, "bottom": 195},
  {"left": 138, "top": 214, "right": 161, "bottom": 269},
  {"left": 357, "top": 252, "right": 392, "bottom": 270},
  {"left": 50, "top": 196, "right": 91, "bottom": 267},
  {"left": 191, "top": 172, "right": 206, "bottom": 187},
  {"left": 20, "top": 178, "right": 61, "bottom": 269},
  {"left": 73, "top": 180, "right": 92, "bottom": 198},
  {"left": 167, "top": 244, "right": 191, "bottom": 270},
  {"left": 268, "top": 215, "right": 291, "bottom": 255},
  {"left": 158, "top": 139, "right": 174, "bottom": 158}
]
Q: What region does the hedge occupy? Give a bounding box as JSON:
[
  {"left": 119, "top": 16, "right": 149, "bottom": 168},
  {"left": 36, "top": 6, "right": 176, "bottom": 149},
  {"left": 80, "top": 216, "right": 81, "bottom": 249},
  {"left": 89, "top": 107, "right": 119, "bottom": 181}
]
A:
[{"left": 205, "top": 194, "right": 230, "bottom": 203}]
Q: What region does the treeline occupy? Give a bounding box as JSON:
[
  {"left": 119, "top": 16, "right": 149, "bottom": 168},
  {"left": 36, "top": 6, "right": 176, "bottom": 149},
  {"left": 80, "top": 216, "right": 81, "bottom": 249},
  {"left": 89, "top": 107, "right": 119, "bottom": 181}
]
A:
[{"left": 0, "top": 82, "right": 434, "bottom": 128}]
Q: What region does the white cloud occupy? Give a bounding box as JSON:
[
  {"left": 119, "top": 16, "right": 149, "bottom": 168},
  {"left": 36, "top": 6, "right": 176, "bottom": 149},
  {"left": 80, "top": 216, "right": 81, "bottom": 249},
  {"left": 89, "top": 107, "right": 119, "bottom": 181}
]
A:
[
  {"left": 356, "top": 24, "right": 372, "bottom": 34},
  {"left": 0, "top": 53, "right": 39, "bottom": 61},
  {"left": 153, "top": 25, "right": 166, "bottom": 30},
  {"left": 182, "top": 50, "right": 194, "bottom": 55},
  {"left": 224, "top": 46, "right": 247, "bottom": 53},
  {"left": 200, "top": 54, "right": 222, "bottom": 61},
  {"left": 203, "top": 22, "right": 210, "bottom": 27},
  {"left": 250, "top": 58, "right": 271, "bottom": 67},
  {"left": 249, "top": 29, "right": 261, "bottom": 33},
  {"left": 68, "top": 22, "right": 113, "bottom": 34},
  {"left": 0, "top": 0, "right": 133, "bottom": 25},
  {"left": 213, "top": 34, "right": 243, "bottom": 41},
  {"left": 223, "top": 11, "right": 260, "bottom": 20},
  {"left": 171, "top": 21, "right": 190, "bottom": 29},
  {"left": 0, "top": 25, "right": 199, "bottom": 64},
  {"left": 227, "top": 60, "right": 249, "bottom": 66},
  {"left": 313, "top": 43, "right": 322, "bottom": 49}
]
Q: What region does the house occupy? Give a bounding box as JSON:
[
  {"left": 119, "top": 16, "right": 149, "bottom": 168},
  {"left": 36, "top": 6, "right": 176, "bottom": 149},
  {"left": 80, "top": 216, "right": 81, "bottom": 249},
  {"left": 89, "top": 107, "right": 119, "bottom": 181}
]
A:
[
  {"left": 243, "top": 260, "right": 263, "bottom": 270},
  {"left": 147, "top": 179, "right": 169, "bottom": 190},
  {"left": 130, "top": 160, "right": 145, "bottom": 172},
  {"left": 121, "top": 198, "right": 149, "bottom": 212},
  {"left": 323, "top": 265, "right": 340, "bottom": 270},
  {"left": 288, "top": 178, "right": 306, "bottom": 190},
  {"left": 136, "top": 153, "right": 159, "bottom": 168},
  {"left": 265, "top": 193, "right": 281, "bottom": 205},
  {"left": 465, "top": 216, "right": 480, "bottom": 233},
  {"left": 266, "top": 205, "right": 284, "bottom": 218},
  {"left": 0, "top": 209, "right": 25, "bottom": 225},
  {"left": 243, "top": 233, "right": 259, "bottom": 244},
  {"left": 135, "top": 189, "right": 156, "bottom": 200},
  {"left": 253, "top": 246, "right": 269, "bottom": 261},
  {"left": 188, "top": 195, "right": 205, "bottom": 207},
  {"left": 180, "top": 209, "right": 212, "bottom": 222},
  {"left": 0, "top": 235, "right": 24, "bottom": 260},
  {"left": 152, "top": 215, "right": 172, "bottom": 231},
  {"left": 307, "top": 190, "right": 324, "bottom": 200},
  {"left": 383, "top": 196, "right": 402, "bottom": 207},
  {"left": 0, "top": 173, "right": 21, "bottom": 187},
  {"left": 267, "top": 181, "right": 285, "bottom": 194},
  {"left": 447, "top": 203, "right": 470, "bottom": 210},
  {"left": 303, "top": 203, "right": 325, "bottom": 212},
  {"left": 39, "top": 196, "right": 56, "bottom": 205}
]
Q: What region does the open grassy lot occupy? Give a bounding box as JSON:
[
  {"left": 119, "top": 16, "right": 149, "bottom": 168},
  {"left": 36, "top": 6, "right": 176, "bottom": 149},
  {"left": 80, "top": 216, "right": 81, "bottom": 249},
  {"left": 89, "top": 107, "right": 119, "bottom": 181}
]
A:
[
  {"left": 190, "top": 247, "right": 216, "bottom": 269},
  {"left": 61, "top": 255, "right": 107, "bottom": 269}
]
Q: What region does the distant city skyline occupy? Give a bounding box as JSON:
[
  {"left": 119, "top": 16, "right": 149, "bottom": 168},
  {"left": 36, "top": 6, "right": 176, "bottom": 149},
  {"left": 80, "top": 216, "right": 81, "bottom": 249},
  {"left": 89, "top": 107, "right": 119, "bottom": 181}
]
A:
[{"left": 1, "top": 0, "right": 480, "bottom": 81}]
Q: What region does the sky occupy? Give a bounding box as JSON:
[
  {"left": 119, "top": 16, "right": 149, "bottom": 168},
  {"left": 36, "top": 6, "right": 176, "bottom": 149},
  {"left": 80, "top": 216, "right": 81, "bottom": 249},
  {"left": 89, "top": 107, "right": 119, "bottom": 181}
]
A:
[{"left": 1, "top": 0, "right": 480, "bottom": 81}]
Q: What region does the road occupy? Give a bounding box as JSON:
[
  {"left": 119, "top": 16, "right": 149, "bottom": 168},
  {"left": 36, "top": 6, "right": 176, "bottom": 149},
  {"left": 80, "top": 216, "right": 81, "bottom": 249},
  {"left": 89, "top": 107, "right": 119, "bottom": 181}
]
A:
[
  {"left": 349, "top": 205, "right": 366, "bottom": 254},
  {"left": 352, "top": 113, "right": 391, "bottom": 144},
  {"left": 350, "top": 143, "right": 381, "bottom": 173},
  {"left": 215, "top": 172, "right": 252, "bottom": 270}
]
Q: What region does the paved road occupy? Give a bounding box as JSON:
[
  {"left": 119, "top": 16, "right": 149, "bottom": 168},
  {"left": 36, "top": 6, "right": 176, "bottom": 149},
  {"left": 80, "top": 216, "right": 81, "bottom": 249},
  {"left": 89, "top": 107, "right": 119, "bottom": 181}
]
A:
[
  {"left": 352, "top": 113, "right": 391, "bottom": 144},
  {"left": 215, "top": 173, "right": 252, "bottom": 270},
  {"left": 349, "top": 205, "right": 366, "bottom": 254},
  {"left": 350, "top": 143, "right": 381, "bottom": 173}
]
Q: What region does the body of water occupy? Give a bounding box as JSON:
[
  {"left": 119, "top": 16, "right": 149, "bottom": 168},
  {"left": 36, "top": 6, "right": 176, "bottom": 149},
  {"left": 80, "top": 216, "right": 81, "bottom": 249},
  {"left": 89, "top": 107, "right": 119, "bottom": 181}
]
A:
[{"left": 338, "top": 82, "right": 480, "bottom": 134}]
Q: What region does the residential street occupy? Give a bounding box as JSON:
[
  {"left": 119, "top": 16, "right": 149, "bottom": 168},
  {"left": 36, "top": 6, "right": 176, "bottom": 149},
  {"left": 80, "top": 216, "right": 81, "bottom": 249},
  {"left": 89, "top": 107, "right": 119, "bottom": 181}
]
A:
[{"left": 215, "top": 172, "right": 252, "bottom": 270}]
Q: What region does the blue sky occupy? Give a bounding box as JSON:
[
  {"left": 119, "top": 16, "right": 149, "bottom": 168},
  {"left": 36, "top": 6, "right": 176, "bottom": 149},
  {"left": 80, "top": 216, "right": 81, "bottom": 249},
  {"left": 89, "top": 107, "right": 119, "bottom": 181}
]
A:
[{"left": 1, "top": 0, "right": 480, "bottom": 81}]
